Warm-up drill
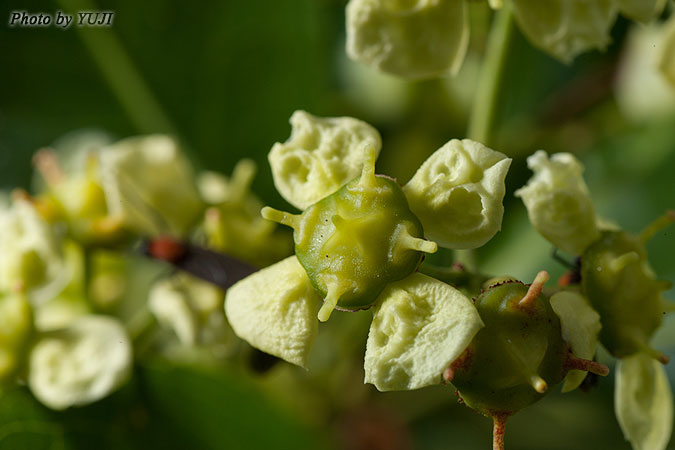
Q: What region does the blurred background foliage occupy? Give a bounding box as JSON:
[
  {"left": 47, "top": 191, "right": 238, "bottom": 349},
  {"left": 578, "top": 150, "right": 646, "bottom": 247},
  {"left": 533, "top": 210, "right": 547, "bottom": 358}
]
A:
[{"left": 1, "top": 0, "right": 674, "bottom": 449}]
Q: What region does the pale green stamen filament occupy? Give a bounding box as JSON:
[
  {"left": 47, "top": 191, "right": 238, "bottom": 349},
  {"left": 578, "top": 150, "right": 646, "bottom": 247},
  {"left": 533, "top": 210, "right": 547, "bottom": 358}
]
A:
[
  {"left": 639, "top": 210, "right": 675, "bottom": 245},
  {"left": 358, "top": 145, "right": 379, "bottom": 189},
  {"left": 398, "top": 228, "right": 438, "bottom": 254},
  {"left": 529, "top": 374, "right": 548, "bottom": 393},
  {"left": 609, "top": 251, "right": 639, "bottom": 273},
  {"left": 638, "top": 344, "right": 671, "bottom": 365},
  {"left": 318, "top": 283, "right": 341, "bottom": 322},
  {"left": 261, "top": 206, "right": 301, "bottom": 230},
  {"left": 229, "top": 159, "right": 257, "bottom": 203}
]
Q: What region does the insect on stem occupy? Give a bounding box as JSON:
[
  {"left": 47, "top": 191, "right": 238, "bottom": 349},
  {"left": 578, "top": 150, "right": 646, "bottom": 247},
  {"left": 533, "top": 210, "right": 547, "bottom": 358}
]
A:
[{"left": 519, "top": 271, "right": 549, "bottom": 309}]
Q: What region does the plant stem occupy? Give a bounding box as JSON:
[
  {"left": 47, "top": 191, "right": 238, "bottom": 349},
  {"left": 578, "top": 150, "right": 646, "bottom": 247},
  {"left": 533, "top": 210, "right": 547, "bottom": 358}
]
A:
[
  {"left": 467, "top": 3, "right": 515, "bottom": 145},
  {"left": 458, "top": 3, "right": 515, "bottom": 272},
  {"left": 55, "top": 0, "right": 177, "bottom": 135}
]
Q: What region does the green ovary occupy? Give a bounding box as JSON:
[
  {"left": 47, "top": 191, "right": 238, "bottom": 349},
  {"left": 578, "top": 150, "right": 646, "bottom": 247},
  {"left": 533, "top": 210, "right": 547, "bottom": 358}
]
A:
[
  {"left": 452, "top": 282, "right": 566, "bottom": 416},
  {"left": 582, "top": 231, "right": 665, "bottom": 358},
  {"left": 263, "top": 149, "right": 436, "bottom": 321}
]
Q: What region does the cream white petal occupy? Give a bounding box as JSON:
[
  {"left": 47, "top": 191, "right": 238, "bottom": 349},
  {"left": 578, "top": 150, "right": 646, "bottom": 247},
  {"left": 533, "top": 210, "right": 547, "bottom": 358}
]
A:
[
  {"left": 550, "top": 290, "right": 602, "bottom": 392},
  {"left": 403, "top": 139, "right": 511, "bottom": 249},
  {"left": 511, "top": 0, "right": 617, "bottom": 63},
  {"left": 616, "top": 352, "right": 673, "bottom": 450},
  {"left": 28, "top": 315, "right": 132, "bottom": 410},
  {"left": 364, "top": 273, "right": 483, "bottom": 391},
  {"left": 225, "top": 256, "right": 320, "bottom": 368},
  {"left": 346, "top": 0, "right": 469, "bottom": 80},
  {"left": 268, "top": 111, "right": 381, "bottom": 210},
  {"left": 515, "top": 151, "right": 599, "bottom": 255}
]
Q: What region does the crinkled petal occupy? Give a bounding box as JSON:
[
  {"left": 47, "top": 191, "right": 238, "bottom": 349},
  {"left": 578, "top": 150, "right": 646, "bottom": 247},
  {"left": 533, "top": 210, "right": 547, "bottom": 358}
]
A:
[
  {"left": 28, "top": 315, "right": 132, "bottom": 410},
  {"left": 346, "top": 0, "right": 469, "bottom": 79},
  {"left": 364, "top": 273, "right": 483, "bottom": 391},
  {"left": 403, "top": 139, "right": 511, "bottom": 249},
  {"left": 550, "top": 290, "right": 602, "bottom": 392},
  {"left": 511, "top": 0, "right": 617, "bottom": 63},
  {"left": 616, "top": 352, "right": 673, "bottom": 450},
  {"left": 617, "top": 0, "right": 667, "bottom": 23},
  {"left": 269, "top": 111, "right": 381, "bottom": 210},
  {"left": 224, "top": 256, "right": 320, "bottom": 367},
  {"left": 515, "top": 151, "right": 599, "bottom": 255},
  {"left": 100, "top": 135, "right": 203, "bottom": 237}
]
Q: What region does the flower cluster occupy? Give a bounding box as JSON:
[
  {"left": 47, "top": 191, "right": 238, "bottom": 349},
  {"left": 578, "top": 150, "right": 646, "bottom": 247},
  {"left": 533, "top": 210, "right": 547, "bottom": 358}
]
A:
[
  {"left": 226, "top": 111, "right": 511, "bottom": 387},
  {"left": 346, "top": 0, "right": 670, "bottom": 79},
  {"left": 0, "top": 132, "right": 290, "bottom": 410},
  {"left": 517, "top": 150, "right": 674, "bottom": 450}
]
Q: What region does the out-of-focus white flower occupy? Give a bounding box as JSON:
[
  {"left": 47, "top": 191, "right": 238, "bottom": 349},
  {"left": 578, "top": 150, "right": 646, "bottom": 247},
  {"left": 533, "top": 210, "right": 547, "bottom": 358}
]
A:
[
  {"left": 0, "top": 292, "right": 33, "bottom": 383},
  {"left": 149, "top": 274, "right": 234, "bottom": 353},
  {"left": 516, "top": 151, "right": 599, "bottom": 255},
  {"left": 28, "top": 315, "right": 132, "bottom": 410},
  {"left": 615, "top": 22, "right": 675, "bottom": 122},
  {"left": 0, "top": 198, "right": 67, "bottom": 302},
  {"left": 616, "top": 352, "right": 673, "bottom": 450},
  {"left": 100, "top": 135, "right": 203, "bottom": 237},
  {"left": 346, "top": 0, "right": 469, "bottom": 80}
]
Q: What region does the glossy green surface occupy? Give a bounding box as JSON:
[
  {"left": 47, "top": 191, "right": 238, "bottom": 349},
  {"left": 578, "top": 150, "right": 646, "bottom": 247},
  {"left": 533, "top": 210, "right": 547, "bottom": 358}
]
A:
[
  {"left": 452, "top": 281, "right": 566, "bottom": 416},
  {"left": 295, "top": 174, "right": 426, "bottom": 312},
  {"left": 582, "top": 230, "right": 665, "bottom": 358}
]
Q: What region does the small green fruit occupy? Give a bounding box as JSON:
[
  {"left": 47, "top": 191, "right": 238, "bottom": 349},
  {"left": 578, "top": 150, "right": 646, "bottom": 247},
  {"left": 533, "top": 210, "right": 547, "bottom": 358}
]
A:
[
  {"left": 451, "top": 276, "right": 567, "bottom": 416},
  {"left": 582, "top": 230, "right": 669, "bottom": 360},
  {"left": 262, "top": 147, "right": 436, "bottom": 321}
]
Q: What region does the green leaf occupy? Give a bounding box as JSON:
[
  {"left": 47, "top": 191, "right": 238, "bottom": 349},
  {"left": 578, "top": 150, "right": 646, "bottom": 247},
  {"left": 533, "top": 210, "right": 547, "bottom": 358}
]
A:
[{"left": 615, "top": 352, "right": 673, "bottom": 450}]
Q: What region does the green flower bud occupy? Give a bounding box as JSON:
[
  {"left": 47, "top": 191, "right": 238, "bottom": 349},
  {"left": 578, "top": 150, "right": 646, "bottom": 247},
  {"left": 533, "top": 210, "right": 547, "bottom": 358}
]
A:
[
  {"left": 516, "top": 151, "right": 599, "bottom": 255},
  {"left": 511, "top": 0, "right": 617, "bottom": 63},
  {"left": 0, "top": 293, "right": 33, "bottom": 383},
  {"left": 28, "top": 315, "right": 132, "bottom": 410},
  {"left": 268, "top": 111, "right": 381, "bottom": 210},
  {"left": 345, "top": 0, "right": 469, "bottom": 79},
  {"left": 616, "top": 353, "right": 673, "bottom": 450},
  {"left": 100, "top": 135, "right": 203, "bottom": 237},
  {"left": 581, "top": 230, "right": 668, "bottom": 359},
  {"left": 364, "top": 273, "right": 483, "bottom": 391},
  {"left": 225, "top": 256, "right": 321, "bottom": 368},
  {"left": 404, "top": 139, "right": 511, "bottom": 249},
  {"left": 263, "top": 147, "right": 437, "bottom": 321},
  {"left": 616, "top": 0, "right": 667, "bottom": 23}
]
